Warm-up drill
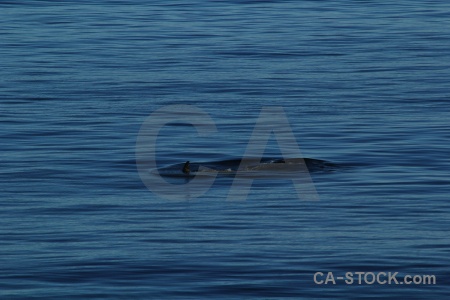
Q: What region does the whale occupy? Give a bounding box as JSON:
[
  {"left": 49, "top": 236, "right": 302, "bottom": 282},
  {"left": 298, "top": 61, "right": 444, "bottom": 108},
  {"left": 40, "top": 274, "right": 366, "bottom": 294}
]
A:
[{"left": 153, "top": 157, "right": 336, "bottom": 178}]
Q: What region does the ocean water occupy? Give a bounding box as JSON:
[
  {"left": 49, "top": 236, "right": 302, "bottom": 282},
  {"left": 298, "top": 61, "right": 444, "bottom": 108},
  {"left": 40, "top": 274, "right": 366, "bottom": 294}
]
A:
[{"left": 1, "top": 1, "right": 450, "bottom": 299}]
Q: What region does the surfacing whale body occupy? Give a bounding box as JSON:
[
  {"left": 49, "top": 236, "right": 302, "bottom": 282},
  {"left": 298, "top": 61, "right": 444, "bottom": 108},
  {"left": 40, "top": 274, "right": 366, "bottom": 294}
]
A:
[{"left": 155, "top": 157, "right": 336, "bottom": 178}]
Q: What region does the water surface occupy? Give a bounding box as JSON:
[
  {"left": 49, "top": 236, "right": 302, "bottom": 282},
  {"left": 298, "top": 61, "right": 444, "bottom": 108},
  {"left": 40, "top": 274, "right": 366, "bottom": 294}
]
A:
[{"left": 1, "top": 1, "right": 450, "bottom": 299}]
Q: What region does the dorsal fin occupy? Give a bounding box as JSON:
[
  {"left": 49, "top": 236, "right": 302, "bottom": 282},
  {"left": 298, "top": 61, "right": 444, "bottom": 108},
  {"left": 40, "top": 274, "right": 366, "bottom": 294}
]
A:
[{"left": 182, "top": 161, "right": 190, "bottom": 174}]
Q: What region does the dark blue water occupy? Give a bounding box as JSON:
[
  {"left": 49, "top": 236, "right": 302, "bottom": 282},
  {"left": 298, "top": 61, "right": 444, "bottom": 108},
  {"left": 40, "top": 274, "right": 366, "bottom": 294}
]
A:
[{"left": 1, "top": 1, "right": 450, "bottom": 299}]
